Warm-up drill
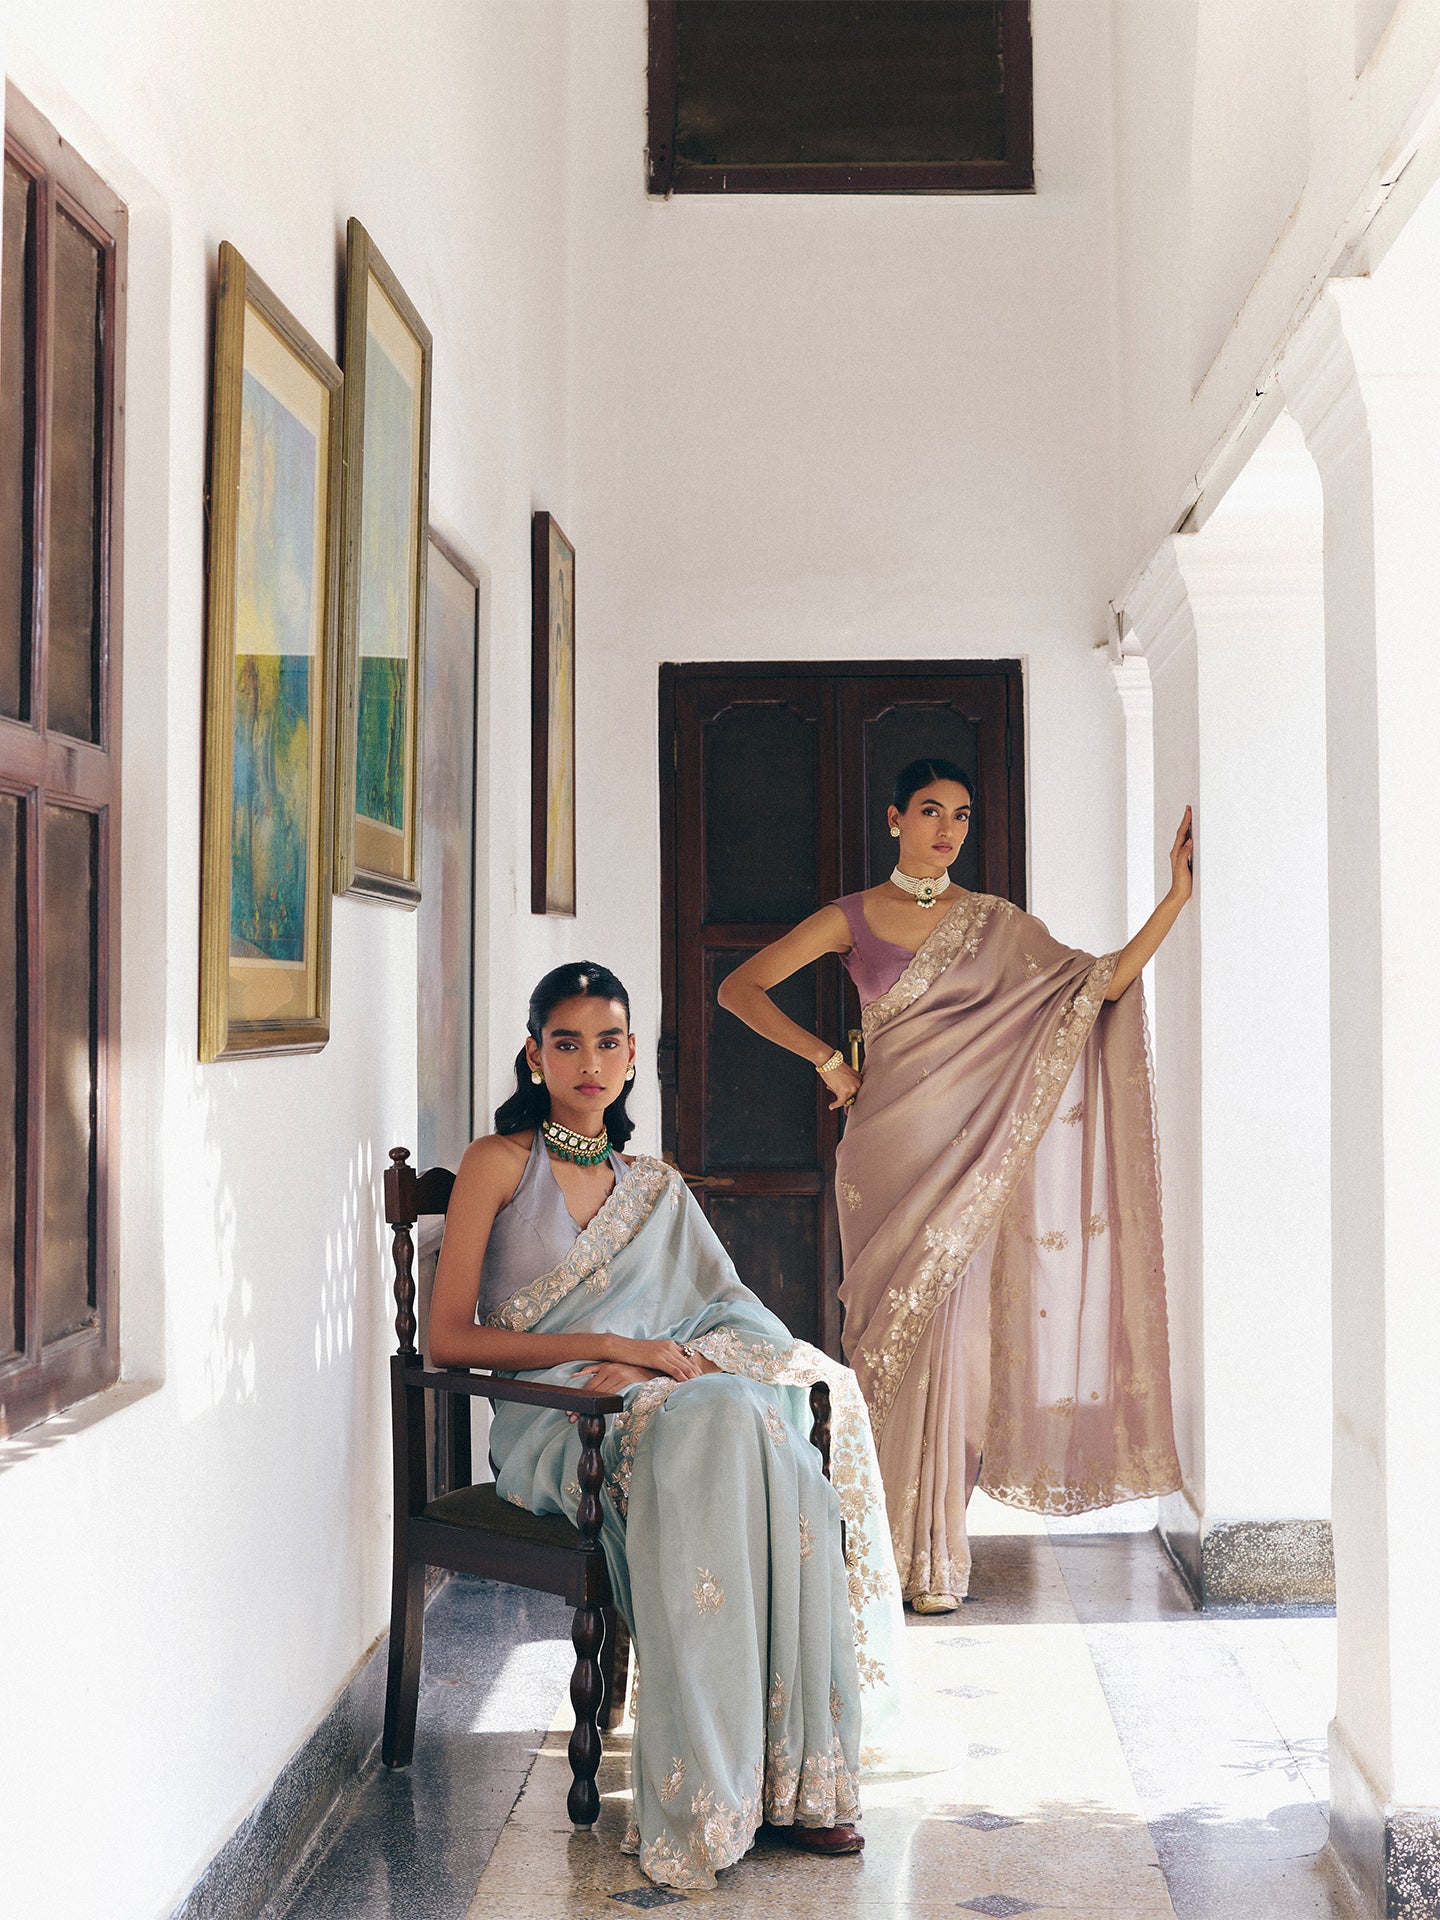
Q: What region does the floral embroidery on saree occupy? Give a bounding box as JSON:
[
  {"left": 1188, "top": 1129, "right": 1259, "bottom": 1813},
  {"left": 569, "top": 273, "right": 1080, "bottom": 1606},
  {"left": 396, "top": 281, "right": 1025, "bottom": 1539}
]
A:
[
  {"left": 640, "top": 1766, "right": 766, "bottom": 1891},
  {"left": 692, "top": 1567, "right": 725, "bottom": 1614},
  {"left": 860, "top": 890, "right": 995, "bottom": 1041},
  {"left": 484, "top": 1156, "right": 676, "bottom": 1331},
  {"left": 608, "top": 1374, "right": 680, "bottom": 1516},
  {"left": 856, "top": 949, "right": 1118, "bottom": 1438},
  {"left": 685, "top": 1329, "right": 892, "bottom": 1696}
]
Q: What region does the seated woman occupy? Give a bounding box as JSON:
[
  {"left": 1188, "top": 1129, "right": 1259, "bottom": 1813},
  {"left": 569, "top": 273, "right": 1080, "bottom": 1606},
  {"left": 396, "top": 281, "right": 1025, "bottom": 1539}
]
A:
[{"left": 430, "top": 961, "right": 901, "bottom": 1893}]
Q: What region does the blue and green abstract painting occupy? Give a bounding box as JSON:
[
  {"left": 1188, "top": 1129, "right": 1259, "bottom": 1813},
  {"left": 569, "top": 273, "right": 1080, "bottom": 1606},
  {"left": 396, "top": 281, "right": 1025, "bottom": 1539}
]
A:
[
  {"left": 231, "top": 368, "right": 317, "bottom": 964},
  {"left": 355, "top": 327, "right": 415, "bottom": 832}
]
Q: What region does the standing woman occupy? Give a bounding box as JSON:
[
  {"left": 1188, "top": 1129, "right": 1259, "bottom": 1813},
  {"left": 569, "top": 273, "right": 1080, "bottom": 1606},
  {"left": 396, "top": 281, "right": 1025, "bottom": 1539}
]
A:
[{"left": 718, "top": 759, "right": 1189, "bottom": 1612}]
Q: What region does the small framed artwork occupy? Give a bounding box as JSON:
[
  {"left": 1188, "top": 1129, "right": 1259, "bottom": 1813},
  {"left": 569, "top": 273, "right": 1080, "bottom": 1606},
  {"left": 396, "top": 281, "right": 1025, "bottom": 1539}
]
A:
[
  {"left": 333, "top": 218, "right": 433, "bottom": 903},
  {"left": 200, "top": 241, "right": 342, "bottom": 1061},
  {"left": 530, "top": 510, "right": 576, "bottom": 915},
  {"left": 418, "top": 531, "right": 480, "bottom": 1171}
]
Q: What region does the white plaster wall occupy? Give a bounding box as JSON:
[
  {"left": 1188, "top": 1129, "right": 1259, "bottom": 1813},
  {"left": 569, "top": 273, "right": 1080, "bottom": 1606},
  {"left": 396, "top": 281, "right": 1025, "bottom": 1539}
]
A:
[
  {"left": 1188, "top": 0, "right": 1310, "bottom": 391},
  {"left": 554, "top": 0, "right": 1132, "bottom": 1159},
  {"left": 1111, "top": 0, "right": 1440, "bottom": 594},
  {"left": 0, "top": 6, "right": 572, "bottom": 1917}
]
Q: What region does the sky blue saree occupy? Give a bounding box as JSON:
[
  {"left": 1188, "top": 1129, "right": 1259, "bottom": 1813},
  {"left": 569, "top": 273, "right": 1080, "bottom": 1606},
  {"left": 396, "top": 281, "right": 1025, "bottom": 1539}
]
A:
[{"left": 484, "top": 1156, "right": 902, "bottom": 1891}]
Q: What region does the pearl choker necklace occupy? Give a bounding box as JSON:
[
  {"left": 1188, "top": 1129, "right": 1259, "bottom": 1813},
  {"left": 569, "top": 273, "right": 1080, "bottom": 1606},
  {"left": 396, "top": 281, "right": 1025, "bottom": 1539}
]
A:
[
  {"left": 889, "top": 867, "right": 952, "bottom": 910},
  {"left": 542, "top": 1119, "right": 611, "bottom": 1166}
]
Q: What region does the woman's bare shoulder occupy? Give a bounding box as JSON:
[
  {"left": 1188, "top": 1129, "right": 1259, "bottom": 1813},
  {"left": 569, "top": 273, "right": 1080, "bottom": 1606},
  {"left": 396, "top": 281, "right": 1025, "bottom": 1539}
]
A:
[
  {"left": 799, "top": 900, "right": 854, "bottom": 952},
  {"left": 455, "top": 1131, "right": 531, "bottom": 1207}
]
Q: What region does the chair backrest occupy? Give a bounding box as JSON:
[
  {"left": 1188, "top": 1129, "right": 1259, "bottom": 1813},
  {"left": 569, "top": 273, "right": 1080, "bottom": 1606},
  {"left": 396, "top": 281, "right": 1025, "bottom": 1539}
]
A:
[
  {"left": 385, "top": 1147, "right": 471, "bottom": 1499},
  {"left": 384, "top": 1147, "right": 456, "bottom": 1357}
]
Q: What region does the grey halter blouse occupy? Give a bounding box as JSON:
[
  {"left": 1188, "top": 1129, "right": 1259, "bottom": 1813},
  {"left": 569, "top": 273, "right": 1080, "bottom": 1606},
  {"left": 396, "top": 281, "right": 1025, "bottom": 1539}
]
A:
[{"left": 477, "top": 1128, "right": 629, "bottom": 1322}]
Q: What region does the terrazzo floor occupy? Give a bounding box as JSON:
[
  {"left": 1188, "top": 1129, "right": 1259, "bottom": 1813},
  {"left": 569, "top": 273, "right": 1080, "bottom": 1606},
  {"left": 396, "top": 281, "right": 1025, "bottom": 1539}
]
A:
[{"left": 275, "top": 1497, "right": 1358, "bottom": 1920}]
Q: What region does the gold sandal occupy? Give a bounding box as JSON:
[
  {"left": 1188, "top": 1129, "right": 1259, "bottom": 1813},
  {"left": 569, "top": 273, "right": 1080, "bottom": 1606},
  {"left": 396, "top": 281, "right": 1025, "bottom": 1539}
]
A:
[{"left": 909, "top": 1592, "right": 959, "bottom": 1615}]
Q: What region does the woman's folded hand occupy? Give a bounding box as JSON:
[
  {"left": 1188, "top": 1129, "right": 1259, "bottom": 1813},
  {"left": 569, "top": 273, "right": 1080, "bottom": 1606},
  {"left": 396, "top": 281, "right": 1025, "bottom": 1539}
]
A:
[{"left": 620, "top": 1337, "right": 706, "bottom": 1381}]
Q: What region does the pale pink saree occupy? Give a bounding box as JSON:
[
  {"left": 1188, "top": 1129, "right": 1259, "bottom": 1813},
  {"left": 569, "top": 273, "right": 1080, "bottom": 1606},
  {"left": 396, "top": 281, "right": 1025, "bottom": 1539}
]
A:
[{"left": 835, "top": 890, "right": 1180, "bottom": 1601}]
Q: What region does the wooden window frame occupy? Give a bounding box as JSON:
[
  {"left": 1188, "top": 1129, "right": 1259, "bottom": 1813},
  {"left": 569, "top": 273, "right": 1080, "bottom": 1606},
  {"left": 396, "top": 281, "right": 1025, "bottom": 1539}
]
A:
[
  {"left": 0, "top": 86, "right": 126, "bottom": 1436},
  {"left": 646, "top": 0, "right": 1034, "bottom": 196}
]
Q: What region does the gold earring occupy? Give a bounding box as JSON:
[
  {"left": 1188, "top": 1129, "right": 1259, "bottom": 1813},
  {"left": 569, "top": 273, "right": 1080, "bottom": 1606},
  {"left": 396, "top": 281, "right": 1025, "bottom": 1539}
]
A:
[
  {"left": 624, "top": 1064, "right": 635, "bottom": 1082},
  {"left": 890, "top": 825, "right": 900, "bottom": 838},
  {"left": 530, "top": 1069, "right": 543, "bottom": 1086}
]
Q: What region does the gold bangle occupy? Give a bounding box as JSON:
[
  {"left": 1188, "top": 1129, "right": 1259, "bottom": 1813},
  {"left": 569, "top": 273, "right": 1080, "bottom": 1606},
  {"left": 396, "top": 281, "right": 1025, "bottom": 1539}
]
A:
[{"left": 816, "top": 1048, "right": 844, "bottom": 1076}]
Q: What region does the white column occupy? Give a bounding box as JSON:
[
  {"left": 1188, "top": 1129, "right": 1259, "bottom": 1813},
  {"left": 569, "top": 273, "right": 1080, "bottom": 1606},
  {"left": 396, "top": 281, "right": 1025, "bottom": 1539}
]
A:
[
  {"left": 1281, "top": 261, "right": 1440, "bottom": 1910},
  {"left": 1125, "top": 479, "right": 1333, "bottom": 1603},
  {"left": 1169, "top": 420, "right": 1333, "bottom": 1576}
]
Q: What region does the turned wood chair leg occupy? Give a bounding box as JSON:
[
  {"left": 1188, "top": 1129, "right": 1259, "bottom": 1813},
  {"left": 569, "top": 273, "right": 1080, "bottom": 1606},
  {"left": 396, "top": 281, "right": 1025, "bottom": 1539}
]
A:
[
  {"left": 599, "top": 1608, "right": 631, "bottom": 1731},
  {"left": 567, "top": 1598, "right": 605, "bottom": 1825},
  {"left": 382, "top": 1560, "right": 426, "bottom": 1768},
  {"left": 568, "top": 1412, "right": 608, "bottom": 1825}
]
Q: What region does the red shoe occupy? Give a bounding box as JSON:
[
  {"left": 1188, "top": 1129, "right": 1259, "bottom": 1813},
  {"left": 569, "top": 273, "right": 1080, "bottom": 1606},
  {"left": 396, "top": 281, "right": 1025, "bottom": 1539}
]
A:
[{"left": 772, "top": 1821, "right": 865, "bottom": 1855}]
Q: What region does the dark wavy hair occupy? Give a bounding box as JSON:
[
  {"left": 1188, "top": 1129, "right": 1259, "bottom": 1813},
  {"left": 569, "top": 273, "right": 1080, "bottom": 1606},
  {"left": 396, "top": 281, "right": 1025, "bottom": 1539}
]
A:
[
  {"left": 892, "top": 756, "right": 975, "bottom": 815},
  {"left": 493, "top": 961, "right": 636, "bottom": 1148}
]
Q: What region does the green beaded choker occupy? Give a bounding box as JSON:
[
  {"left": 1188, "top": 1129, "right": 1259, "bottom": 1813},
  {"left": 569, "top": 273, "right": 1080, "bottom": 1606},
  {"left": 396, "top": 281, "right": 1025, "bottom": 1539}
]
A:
[{"left": 542, "top": 1118, "right": 611, "bottom": 1167}]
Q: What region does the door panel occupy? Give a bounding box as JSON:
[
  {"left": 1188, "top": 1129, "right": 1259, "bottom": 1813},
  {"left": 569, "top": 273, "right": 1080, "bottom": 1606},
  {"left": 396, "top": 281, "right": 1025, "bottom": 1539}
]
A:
[
  {"left": 661, "top": 662, "right": 1024, "bottom": 1358},
  {"left": 704, "top": 949, "right": 817, "bottom": 1168},
  {"left": 707, "top": 1195, "right": 819, "bottom": 1346},
  {"left": 840, "top": 674, "right": 1016, "bottom": 897},
  {"left": 703, "top": 700, "right": 820, "bottom": 923}
]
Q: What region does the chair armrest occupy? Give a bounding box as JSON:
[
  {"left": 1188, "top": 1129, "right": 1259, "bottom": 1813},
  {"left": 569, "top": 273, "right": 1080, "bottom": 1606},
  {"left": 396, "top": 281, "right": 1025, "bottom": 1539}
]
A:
[{"left": 401, "top": 1362, "right": 624, "bottom": 1417}]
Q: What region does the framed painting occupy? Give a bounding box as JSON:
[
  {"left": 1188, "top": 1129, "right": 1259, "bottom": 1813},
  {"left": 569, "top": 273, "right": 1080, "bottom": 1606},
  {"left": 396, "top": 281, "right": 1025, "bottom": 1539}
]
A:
[
  {"left": 530, "top": 510, "right": 576, "bottom": 916},
  {"left": 334, "top": 219, "right": 432, "bottom": 903},
  {"left": 418, "top": 531, "right": 480, "bottom": 1171},
  {"left": 200, "top": 242, "right": 341, "bottom": 1061}
]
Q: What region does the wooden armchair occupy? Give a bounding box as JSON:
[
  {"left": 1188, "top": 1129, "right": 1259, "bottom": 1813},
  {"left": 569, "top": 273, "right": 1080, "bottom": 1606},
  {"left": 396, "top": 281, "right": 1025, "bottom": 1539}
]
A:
[
  {"left": 382, "top": 1147, "right": 627, "bottom": 1826},
  {"left": 381, "top": 1144, "right": 839, "bottom": 1829}
]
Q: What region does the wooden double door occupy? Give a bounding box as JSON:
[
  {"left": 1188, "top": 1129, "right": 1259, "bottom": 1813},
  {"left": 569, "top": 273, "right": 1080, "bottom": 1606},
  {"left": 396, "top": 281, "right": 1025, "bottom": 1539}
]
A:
[{"left": 658, "top": 663, "right": 1025, "bottom": 1357}]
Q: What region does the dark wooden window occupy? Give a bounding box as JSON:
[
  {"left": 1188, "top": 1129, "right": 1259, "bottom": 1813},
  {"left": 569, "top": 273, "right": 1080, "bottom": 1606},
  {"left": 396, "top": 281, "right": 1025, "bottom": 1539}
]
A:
[
  {"left": 648, "top": 0, "right": 1033, "bottom": 195},
  {"left": 0, "top": 87, "right": 125, "bottom": 1436}
]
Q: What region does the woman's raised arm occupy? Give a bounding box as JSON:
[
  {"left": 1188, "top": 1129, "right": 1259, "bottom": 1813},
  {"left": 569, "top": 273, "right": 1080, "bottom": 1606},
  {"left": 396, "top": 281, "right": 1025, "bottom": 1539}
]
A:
[
  {"left": 716, "top": 903, "right": 861, "bottom": 1109},
  {"left": 1104, "top": 807, "right": 1194, "bottom": 1002},
  {"left": 428, "top": 1136, "right": 701, "bottom": 1379}
]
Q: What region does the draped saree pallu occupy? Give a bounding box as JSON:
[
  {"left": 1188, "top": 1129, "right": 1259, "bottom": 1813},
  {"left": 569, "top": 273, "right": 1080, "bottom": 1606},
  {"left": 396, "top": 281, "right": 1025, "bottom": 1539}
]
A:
[
  {"left": 484, "top": 1158, "right": 903, "bottom": 1893},
  {"left": 835, "top": 891, "right": 1182, "bottom": 1604}
]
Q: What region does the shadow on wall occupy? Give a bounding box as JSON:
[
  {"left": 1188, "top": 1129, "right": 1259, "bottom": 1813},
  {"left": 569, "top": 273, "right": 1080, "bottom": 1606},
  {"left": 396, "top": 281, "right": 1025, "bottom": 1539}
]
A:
[{"left": 171, "top": 1030, "right": 390, "bottom": 1428}]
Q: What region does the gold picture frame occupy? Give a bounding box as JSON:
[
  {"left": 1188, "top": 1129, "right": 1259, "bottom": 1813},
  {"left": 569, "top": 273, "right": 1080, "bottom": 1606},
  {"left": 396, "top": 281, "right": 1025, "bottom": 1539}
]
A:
[
  {"left": 199, "top": 242, "right": 342, "bottom": 1061},
  {"left": 530, "top": 511, "right": 576, "bottom": 916},
  {"left": 333, "top": 219, "right": 432, "bottom": 903}
]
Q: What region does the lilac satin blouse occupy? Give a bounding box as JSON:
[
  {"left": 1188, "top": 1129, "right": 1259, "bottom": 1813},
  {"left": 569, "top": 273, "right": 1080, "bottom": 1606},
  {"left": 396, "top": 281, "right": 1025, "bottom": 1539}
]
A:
[{"left": 834, "top": 892, "right": 916, "bottom": 1008}]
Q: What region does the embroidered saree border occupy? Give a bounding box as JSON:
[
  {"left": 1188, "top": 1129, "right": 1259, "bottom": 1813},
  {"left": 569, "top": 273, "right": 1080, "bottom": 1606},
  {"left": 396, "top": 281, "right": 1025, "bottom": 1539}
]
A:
[
  {"left": 484, "top": 1155, "right": 675, "bottom": 1331},
  {"left": 856, "top": 946, "right": 1119, "bottom": 1439},
  {"left": 606, "top": 1325, "right": 893, "bottom": 1698},
  {"left": 978, "top": 973, "right": 1181, "bottom": 1516},
  {"left": 860, "top": 889, "right": 994, "bottom": 1041}
]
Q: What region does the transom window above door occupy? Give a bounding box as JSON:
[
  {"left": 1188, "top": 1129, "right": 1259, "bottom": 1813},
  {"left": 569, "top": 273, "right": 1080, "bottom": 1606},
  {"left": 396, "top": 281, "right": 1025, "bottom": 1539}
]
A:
[{"left": 647, "top": 0, "right": 1033, "bottom": 195}]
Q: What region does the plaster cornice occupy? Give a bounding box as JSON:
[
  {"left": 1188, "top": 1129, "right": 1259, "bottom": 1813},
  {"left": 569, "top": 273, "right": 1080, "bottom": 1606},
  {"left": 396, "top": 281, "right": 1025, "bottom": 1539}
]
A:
[
  {"left": 1109, "top": 654, "right": 1153, "bottom": 720},
  {"left": 1278, "top": 290, "right": 1371, "bottom": 479},
  {"left": 1120, "top": 540, "right": 1196, "bottom": 678},
  {"left": 1173, "top": 542, "right": 1325, "bottom": 613}
]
